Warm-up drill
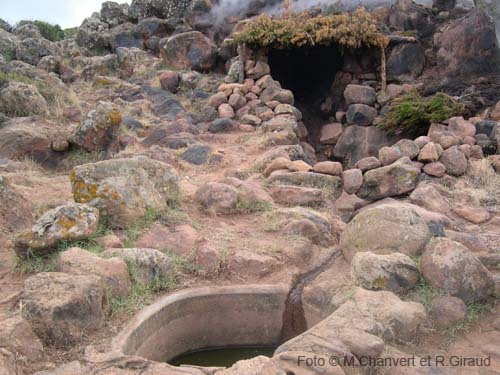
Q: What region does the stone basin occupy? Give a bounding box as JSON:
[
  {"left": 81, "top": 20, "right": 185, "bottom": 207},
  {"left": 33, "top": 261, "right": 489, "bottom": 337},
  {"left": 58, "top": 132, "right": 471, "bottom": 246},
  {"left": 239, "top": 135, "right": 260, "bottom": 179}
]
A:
[{"left": 112, "top": 284, "right": 289, "bottom": 362}]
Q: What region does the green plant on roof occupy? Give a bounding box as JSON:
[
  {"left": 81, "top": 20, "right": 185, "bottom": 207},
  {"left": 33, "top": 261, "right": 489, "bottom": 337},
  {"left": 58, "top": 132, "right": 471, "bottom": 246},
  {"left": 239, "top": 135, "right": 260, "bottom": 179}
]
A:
[{"left": 233, "top": 7, "right": 389, "bottom": 50}]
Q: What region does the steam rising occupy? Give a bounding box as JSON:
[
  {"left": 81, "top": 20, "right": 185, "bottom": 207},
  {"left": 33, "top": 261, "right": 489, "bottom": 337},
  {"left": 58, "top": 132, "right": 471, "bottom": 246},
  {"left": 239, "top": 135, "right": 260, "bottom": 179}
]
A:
[{"left": 209, "top": 0, "right": 407, "bottom": 25}]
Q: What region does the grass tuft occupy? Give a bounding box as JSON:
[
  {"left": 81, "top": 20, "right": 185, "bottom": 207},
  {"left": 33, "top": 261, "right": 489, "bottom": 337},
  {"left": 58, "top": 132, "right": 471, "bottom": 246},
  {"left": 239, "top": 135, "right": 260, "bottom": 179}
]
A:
[{"left": 377, "top": 91, "right": 465, "bottom": 137}]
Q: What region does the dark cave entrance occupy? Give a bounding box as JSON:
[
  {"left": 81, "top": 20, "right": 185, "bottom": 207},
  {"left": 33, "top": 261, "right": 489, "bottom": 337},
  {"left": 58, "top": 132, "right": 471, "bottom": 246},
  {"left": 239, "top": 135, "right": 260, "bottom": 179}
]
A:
[{"left": 268, "top": 45, "right": 344, "bottom": 148}]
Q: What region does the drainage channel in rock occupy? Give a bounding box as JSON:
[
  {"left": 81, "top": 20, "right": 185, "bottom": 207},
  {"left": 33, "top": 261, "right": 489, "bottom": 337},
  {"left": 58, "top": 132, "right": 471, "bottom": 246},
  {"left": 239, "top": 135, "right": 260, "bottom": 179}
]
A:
[{"left": 280, "top": 249, "right": 343, "bottom": 342}]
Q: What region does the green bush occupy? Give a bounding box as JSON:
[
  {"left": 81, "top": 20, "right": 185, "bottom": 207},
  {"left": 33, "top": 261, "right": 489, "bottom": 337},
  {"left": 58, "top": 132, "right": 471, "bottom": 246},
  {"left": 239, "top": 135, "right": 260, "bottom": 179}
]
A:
[
  {"left": 377, "top": 91, "right": 465, "bottom": 136},
  {"left": 64, "top": 27, "right": 79, "bottom": 39},
  {"left": 18, "top": 20, "right": 65, "bottom": 41}
]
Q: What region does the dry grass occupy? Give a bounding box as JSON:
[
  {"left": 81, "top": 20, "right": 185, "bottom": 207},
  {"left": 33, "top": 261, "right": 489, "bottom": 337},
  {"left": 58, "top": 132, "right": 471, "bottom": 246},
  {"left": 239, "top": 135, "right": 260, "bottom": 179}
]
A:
[{"left": 462, "top": 159, "right": 500, "bottom": 206}]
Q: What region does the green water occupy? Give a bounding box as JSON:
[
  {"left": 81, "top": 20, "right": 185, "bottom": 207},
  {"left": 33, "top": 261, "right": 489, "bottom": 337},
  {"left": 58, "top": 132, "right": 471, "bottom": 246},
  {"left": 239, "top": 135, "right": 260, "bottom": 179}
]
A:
[{"left": 169, "top": 346, "right": 276, "bottom": 367}]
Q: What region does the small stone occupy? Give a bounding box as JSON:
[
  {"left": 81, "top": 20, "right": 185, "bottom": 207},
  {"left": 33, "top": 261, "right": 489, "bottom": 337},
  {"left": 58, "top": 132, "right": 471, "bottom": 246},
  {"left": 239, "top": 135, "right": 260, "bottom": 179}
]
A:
[
  {"left": 344, "top": 84, "right": 376, "bottom": 106},
  {"left": 313, "top": 161, "right": 342, "bottom": 176},
  {"left": 379, "top": 146, "right": 402, "bottom": 166},
  {"left": 463, "top": 136, "right": 476, "bottom": 145},
  {"left": 346, "top": 104, "right": 378, "bottom": 126},
  {"left": 218, "top": 103, "right": 235, "bottom": 119},
  {"left": 418, "top": 142, "right": 441, "bottom": 162},
  {"left": 430, "top": 296, "right": 467, "bottom": 328},
  {"left": 393, "top": 139, "right": 420, "bottom": 159},
  {"left": 342, "top": 169, "right": 363, "bottom": 194},
  {"left": 320, "top": 123, "right": 343, "bottom": 144},
  {"left": 453, "top": 206, "right": 490, "bottom": 224},
  {"left": 355, "top": 156, "right": 381, "bottom": 172},
  {"left": 228, "top": 93, "right": 247, "bottom": 110},
  {"left": 423, "top": 162, "right": 446, "bottom": 177},
  {"left": 351, "top": 251, "right": 420, "bottom": 293},
  {"left": 241, "top": 114, "right": 261, "bottom": 126},
  {"left": 271, "top": 185, "right": 324, "bottom": 207},
  {"left": 208, "top": 92, "right": 227, "bottom": 108},
  {"left": 159, "top": 71, "right": 180, "bottom": 93},
  {"left": 448, "top": 116, "right": 476, "bottom": 139},
  {"left": 228, "top": 250, "right": 277, "bottom": 277},
  {"left": 195, "top": 245, "right": 221, "bottom": 274},
  {"left": 414, "top": 136, "right": 431, "bottom": 148},
  {"left": 439, "top": 146, "right": 467, "bottom": 176},
  {"left": 208, "top": 118, "right": 233, "bottom": 133}
]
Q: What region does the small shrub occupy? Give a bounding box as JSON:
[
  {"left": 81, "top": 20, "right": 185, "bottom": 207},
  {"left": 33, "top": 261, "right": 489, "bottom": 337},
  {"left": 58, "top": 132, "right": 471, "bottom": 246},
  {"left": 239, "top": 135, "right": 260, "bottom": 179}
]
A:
[
  {"left": 18, "top": 20, "right": 65, "bottom": 41},
  {"left": 377, "top": 91, "right": 465, "bottom": 137},
  {"left": 64, "top": 27, "right": 78, "bottom": 39}
]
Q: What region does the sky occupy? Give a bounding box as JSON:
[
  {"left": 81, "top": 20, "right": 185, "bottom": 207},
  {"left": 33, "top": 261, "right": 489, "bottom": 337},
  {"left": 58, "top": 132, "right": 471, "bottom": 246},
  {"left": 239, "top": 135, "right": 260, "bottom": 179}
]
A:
[{"left": 0, "top": 0, "right": 132, "bottom": 29}]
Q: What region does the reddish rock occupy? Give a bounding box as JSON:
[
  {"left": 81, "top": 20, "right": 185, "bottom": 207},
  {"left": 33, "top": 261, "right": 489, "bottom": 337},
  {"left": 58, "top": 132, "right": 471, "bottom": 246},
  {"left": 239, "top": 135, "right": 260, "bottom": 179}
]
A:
[
  {"left": 137, "top": 223, "right": 198, "bottom": 255},
  {"left": 430, "top": 296, "right": 467, "bottom": 328},
  {"left": 439, "top": 146, "right": 467, "bottom": 176},
  {"left": 423, "top": 162, "right": 446, "bottom": 177},
  {"left": 355, "top": 156, "right": 382, "bottom": 172},
  {"left": 463, "top": 136, "right": 476, "bottom": 145},
  {"left": 56, "top": 247, "right": 131, "bottom": 298},
  {"left": 20, "top": 272, "right": 107, "bottom": 348},
  {"left": 196, "top": 245, "right": 221, "bottom": 274},
  {"left": 159, "top": 70, "right": 180, "bottom": 93},
  {"left": 470, "top": 145, "right": 484, "bottom": 159},
  {"left": 228, "top": 250, "right": 277, "bottom": 277},
  {"left": 453, "top": 206, "right": 491, "bottom": 224},
  {"left": 218, "top": 103, "right": 235, "bottom": 119},
  {"left": 271, "top": 185, "right": 324, "bottom": 207},
  {"left": 342, "top": 169, "right": 363, "bottom": 194},
  {"left": 378, "top": 146, "right": 402, "bottom": 166},
  {"left": 96, "top": 234, "right": 122, "bottom": 248},
  {"left": 421, "top": 238, "right": 495, "bottom": 302},
  {"left": 448, "top": 117, "right": 476, "bottom": 139},
  {"left": 159, "top": 31, "right": 216, "bottom": 72},
  {"left": 319, "top": 123, "right": 343, "bottom": 145},
  {"left": 414, "top": 136, "right": 430, "bottom": 148},
  {"left": 208, "top": 92, "right": 228, "bottom": 108},
  {"left": 313, "top": 161, "right": 343, "bottom": 176}
]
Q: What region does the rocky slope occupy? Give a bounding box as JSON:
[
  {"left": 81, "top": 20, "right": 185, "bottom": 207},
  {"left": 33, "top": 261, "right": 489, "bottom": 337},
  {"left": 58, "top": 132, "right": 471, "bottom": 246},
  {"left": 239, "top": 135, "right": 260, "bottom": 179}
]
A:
[{"left": 0, "top": 0, "right": 500, "bottom": 374}]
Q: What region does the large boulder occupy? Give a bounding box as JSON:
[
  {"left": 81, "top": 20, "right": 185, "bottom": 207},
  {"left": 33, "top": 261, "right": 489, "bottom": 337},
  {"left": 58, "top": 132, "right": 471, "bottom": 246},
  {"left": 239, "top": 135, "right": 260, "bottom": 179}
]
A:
[
  {"left": 68, "top": 101, "right": 122, "bottom": 152},
  {"left": 15, "top": 37, "right": 59, "bottom": 66},
  {"left": 71, "top": 156, "right": 179, "bottom": 228},
  {"left": 0, "top": 315, "right": 44, "bottom": 362},
  {"left": 351, "top": 252, "right": 420, "bottom": 293},
  {"left": 0, "top": 82, "right": 48, "bottom": 117},
  {"left": 357, "top": 159, "right": 420, "bottom": 200},
  {"left": 433, "top": 10, "right": 500, "bottom": 79},
  {"left": 100, "top": 1, "right": 130, "bottom": 27},
  {"left": 0, "top": 28, "right": 19, "bottom": 60},
  {"left": 159, "top": 31, "right": 216, "bottom": 72},
  {"left": 421, "top": 238, "right": 495, "bottom": 302},
  {"left": 56, "top": 247, "right": 132, "bottom": 298},
  {"left": 0, "top": 117, "right": 69, "bottom": 167},
  {"left": 20, "top": 272, "right": 107, "bottom": 348},
  {"left": 277, "top": 288, "right": 426, "bottom": 357},
  {"left": 76, "top": 16, "right": 110, "bottom": 51},
  {"left": 340, "top": 204, "right": 430, "bottom": 263},
  {"left": 334, "top": 125, "right": 395, "bottom": 168},
  {"left": 387, "top": 42, "right": 426, "bottom": 82},
  {"left": 109, "top": 22, "right": 144, "bottom": 52},
  {"left": 14, "top": 204, "right": 99, "bottom": 257},
  {"left": 344, "top": 84, "right": 376, "bottom": 106},
  {"left": 389, "top": 0, "right": 435, "bottom": 37},
  {"left": 129, "top": 0, "right": 192, "bottom": 20}
]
